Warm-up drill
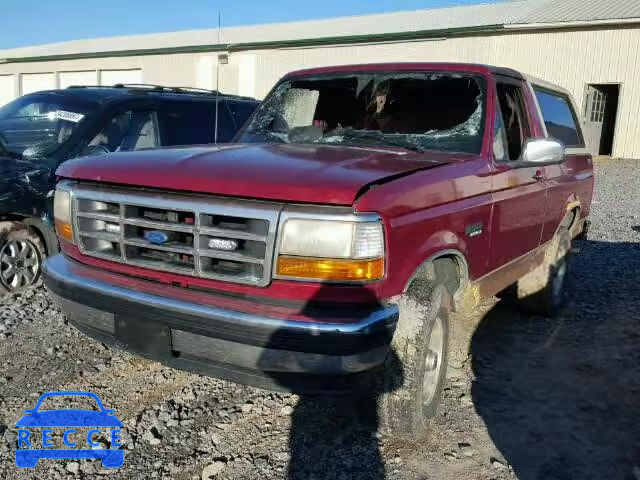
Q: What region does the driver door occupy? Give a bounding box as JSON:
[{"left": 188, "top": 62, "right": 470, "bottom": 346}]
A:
[{"left": 488, "top": 78, "right": 547, "bottom": 271}]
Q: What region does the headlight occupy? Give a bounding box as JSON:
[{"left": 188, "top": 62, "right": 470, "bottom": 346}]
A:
[
  {"left": 54, "top": 183, "right": 74, "bottom": 243},
  {"left": 276, "top": 215, "right": 385, "bottom": 282}
]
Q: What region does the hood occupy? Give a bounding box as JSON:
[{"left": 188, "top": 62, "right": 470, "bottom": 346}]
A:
[{"left": 56, "top": 144, "right": 468, "bottom": 205}]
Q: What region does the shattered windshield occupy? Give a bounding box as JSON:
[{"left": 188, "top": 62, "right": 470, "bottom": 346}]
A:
[
  {"left": 0, "top": 94, "right": 97, "bottom": 159},
  {"left": 240, "top": 72, "right": 485, "bottom": 154}
]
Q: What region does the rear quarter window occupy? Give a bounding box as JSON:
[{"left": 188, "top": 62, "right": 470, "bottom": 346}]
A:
[{"left": 534, "top": 88, "right": 584, "bottom": 148}]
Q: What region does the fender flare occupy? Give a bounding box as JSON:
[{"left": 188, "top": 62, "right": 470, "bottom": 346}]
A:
[
  {"left": 402, "top": 248, "right": 470, "bottom": 312},
  {"left": 21, "top": 217, "right": 59, "bottom": 256}
]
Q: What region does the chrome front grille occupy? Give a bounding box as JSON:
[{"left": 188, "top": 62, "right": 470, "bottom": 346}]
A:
[{"left": 72, "top": 184, "right": 281, "bottom": 286}]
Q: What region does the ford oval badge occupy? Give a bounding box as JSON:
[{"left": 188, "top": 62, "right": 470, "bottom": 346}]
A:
[{"left": 145, "top": 230, "right": 170, "bottom": 245}]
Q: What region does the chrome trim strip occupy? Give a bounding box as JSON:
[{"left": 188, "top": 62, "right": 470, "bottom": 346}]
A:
[
  {"left": 76, "top": 212, "right": 120, "bottom": 222},
  {"left": 199, "top": 227, "right": 267, "bottom": 242},
  {"left": 44, "top": 255, "right": 399, "bottom": 336},
  {"left": 199, "top": 249, "right": 264, "bottom": 264},
  {"left": 575, "top": 172, "right": 594, "bottom": 180},
  {"left": 123, "top": 218, "right": 194, "bottom": 233},
  {"left": 565, "top": 147, "right": 591, "bottom": 156},
  {"left": 124, "top": 238, "right": 194, "bottom": 254},
  {"left": 78, "top": 231, "right": 120, "bottom": 242}
]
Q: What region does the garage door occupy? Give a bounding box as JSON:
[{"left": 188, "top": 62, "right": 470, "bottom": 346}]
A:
[
  {"left": 0, "top": 75, "right": 15, "bottom": 107},
  {"left": 21, "top": 73, "right": 56, "bottom": 95},
  {"left": 59, "top": 71, "right": 98, "bottom": 89},
  {"left": 100, "top": 69, "right": 143, "bottom": 86}
]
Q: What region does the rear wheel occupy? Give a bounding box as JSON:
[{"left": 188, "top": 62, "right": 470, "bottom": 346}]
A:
[
  {"left": 0, "top": 224, "right": 44, "bottom": 296},
  {"left": 575, "top": 219, "right": 590, "bottom": 240},
  {"left": 378, "top": 266, "right": 453, "bottom": 440},
  {"left": 517, "top": 227, "right": 571, "bottom": 316}
]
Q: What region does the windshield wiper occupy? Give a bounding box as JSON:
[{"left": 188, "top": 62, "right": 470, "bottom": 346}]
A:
[{"left": 326, "top": 129, "right": 425, "bottom": 152}]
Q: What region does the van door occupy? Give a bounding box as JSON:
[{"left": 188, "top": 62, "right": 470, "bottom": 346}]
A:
[{"left": 488, "top": 78, "right": 547, "bottom": 271}]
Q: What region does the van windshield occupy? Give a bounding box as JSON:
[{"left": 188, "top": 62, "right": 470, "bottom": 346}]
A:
[
  {"left": 240, "top": 72, "right": 485, "bottom": 154},
  {"left": 0, "top": 94, "right": 97, "bottom": 159}
]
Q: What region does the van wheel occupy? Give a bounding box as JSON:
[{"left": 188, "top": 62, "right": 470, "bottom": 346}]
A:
[
  {"left": 0, "top": 224, "right": 45, "bottom": 296},
  {"left": 378, "top": 273, "right": 452, "bottom": 440},
  {"left": 517, "top": 227, "right": 571, "bottom": 316}
]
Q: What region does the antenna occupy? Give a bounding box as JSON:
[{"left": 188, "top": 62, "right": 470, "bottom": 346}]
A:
[{"left": 214, "top": 11, "right": 221, "bottom": 145}]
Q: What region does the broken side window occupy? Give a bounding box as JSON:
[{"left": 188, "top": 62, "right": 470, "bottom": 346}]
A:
[{"left": 495, "top": 82, "right": 531, "bottom": 161}]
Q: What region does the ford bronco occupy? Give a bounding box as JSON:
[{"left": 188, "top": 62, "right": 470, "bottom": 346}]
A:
[{"left": 43, "top": 63, "right": 593, "bottom": 439}]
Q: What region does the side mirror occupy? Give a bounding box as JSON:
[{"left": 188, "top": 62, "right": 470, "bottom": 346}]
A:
[{"left": 521, "top": 138, "right": 565, "bottom": 165}]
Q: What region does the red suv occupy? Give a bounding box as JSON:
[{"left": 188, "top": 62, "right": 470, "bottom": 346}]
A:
[{"left": 44, "top": 64, "right": 593, "bottom": 439}]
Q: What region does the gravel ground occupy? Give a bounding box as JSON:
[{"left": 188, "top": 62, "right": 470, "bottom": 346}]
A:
[{"left": 0, "top": 160, "right": 639, "bottom": 480}]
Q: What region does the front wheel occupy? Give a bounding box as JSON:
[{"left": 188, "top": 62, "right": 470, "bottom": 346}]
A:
[
  {"left": 0, "top": 224, "right": 45, "bottom": 296},
  {"left": 378, "top": 277, "right": 452, "bottom": 440}
]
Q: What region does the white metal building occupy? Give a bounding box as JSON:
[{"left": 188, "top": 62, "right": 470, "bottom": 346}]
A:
[{"left": 1, "top": 0, "right": 639, "bottom": 157}]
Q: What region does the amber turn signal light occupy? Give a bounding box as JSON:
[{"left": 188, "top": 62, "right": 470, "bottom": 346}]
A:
[
  {"left": 55, "top": 220, "right": 74, "bottom": 243},
  {"left": 276, "top": 256, "right": 384, "bottom": 282}
]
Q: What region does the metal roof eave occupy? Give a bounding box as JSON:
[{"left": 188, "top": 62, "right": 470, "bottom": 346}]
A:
[
  {"left": 4, "top": 16, "right": 638, "bottom": 65},
  {"left": 505, "top": 17, "right": 640, "bottom": 30},
  {"left": 0, "top": 24, "right": 505, "bottom": 64}
]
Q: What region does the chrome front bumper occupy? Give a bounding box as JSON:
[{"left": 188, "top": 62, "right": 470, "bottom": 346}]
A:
[{"left": 43, "top": 255, "right": 398, "bottom": 393}]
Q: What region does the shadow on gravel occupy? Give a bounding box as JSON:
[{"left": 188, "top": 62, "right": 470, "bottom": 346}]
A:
[
  {"left": 471, "top": 239, "right": 640, "bottom": 480},
  {"left": 260, "top": 287, "right": 401, "bottom": 480}
]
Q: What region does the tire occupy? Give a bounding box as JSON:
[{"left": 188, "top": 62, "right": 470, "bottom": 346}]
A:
[
  {"left": 0, "top": 223, "right": 45, "bottom": 296},
  {"left": 575, "top": 219, "right": 590, "bottom": 241},
  {"left": 378, "top": 269, "right": 453, "bottom": 440},
  {"left": 517, "top": 227, "right": 571, "bottom": 317}
]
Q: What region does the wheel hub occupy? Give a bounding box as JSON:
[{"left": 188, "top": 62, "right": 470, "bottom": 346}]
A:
[
  {"left": 0, "top": 239, "right": 40, "bottom": 291},
  {"left": 422, "top": 314, "right": 445, "bottom": 408},
  {"left": 424, "top": 350, "right": 439, "bottom": 371}
]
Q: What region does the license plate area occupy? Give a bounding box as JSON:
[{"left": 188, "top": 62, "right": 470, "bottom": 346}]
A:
[{"left": 115, "top": 317, "right": 172, "bottom": 357}]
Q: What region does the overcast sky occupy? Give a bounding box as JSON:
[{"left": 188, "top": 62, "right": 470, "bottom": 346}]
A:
[{"left": 0, "top": 0, "right": 507, "bottom": 50}]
